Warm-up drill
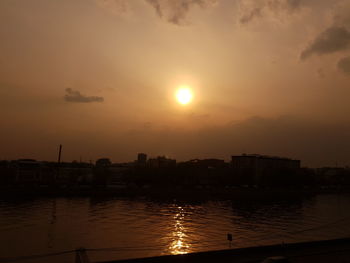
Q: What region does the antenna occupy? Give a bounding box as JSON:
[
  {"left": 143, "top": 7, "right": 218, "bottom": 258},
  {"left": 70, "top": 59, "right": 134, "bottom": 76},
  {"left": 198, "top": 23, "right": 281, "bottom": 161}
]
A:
[
  {"left": 58, "top": 144, "right": 62, "bottom": 164},
  {"left": 55, "top": 144, "right": 62, "bottom": 183}
]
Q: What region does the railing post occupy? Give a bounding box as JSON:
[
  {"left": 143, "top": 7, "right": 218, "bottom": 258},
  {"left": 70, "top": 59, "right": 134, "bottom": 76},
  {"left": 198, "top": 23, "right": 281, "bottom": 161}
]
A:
[{"left": 75, "top": 248, "right": 91, "bottom": 263}]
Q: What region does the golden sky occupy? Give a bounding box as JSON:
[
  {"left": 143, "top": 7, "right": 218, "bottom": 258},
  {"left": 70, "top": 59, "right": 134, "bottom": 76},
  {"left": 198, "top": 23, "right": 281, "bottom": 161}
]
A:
[{"left": 1, "top": 0, "right": 350, "bottom": 166}]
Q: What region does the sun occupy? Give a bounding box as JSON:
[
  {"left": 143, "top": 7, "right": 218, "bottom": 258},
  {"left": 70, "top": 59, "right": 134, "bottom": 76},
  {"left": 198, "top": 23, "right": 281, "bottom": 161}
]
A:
[{"left": 176, "top": 86, "right": 193, "bottom": 105}]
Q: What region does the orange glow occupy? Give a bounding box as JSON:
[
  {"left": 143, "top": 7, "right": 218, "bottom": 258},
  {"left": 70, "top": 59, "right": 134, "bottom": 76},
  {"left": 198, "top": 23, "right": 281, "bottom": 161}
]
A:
[
  {"left": 169, "top": 206, "right": 190, "bottom": 255},
  {"left": 176, "top": 86, "right": 193, "bottom": 105}
]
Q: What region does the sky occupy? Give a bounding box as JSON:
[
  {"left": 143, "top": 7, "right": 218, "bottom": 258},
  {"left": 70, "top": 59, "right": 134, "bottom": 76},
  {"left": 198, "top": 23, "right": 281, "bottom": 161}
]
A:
[{"left": 1, "top": 0, "right": 350, "bottom": 167}]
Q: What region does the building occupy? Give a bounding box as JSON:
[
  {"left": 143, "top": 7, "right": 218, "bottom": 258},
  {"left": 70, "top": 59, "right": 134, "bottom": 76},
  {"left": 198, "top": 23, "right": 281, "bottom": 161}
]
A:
[
  {"left": 148, "top": 156, "right": 176, "bottom": 168},
  {"left": 315, "top": 167, "right": 350, "bottom": 185},
  {"left": 13, "top": 159, "right": 42, "bottom": 184},
  {"left": 136, "top": 153, "right": 147, "bottom": 166},
  {"left": 179, "top": 159, "right": 226, "bottom": 169},
  {"left": 96, "top": 158, "right": 111, "bottom": 167},
  {"left": 231, "top": 154, "right": 301, "bottom": 184},
  {"left": 107, "top": 163, "right": 130, "bottom": 187}
]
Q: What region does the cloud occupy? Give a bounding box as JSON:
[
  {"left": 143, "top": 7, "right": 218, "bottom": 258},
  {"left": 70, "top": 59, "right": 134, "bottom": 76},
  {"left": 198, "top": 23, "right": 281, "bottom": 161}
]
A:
[
  {"left": 300, "top": 26, "right": 350, "bottom": 60},
  {"left": 300, "top": 2, "right": 350, "bottom": 61},
  {"left": 94, "top": 0, "right": 217, "bottom": 25},
  {"left": 64, "top": 88, "right": 104, "bottom": 103},
  {"left": 144, "top": 0, "right": 218, "bottom": 25},
  {"left": 240, "top": 7, "right": 262, "bottom": 24},
  {"left": 286, "top": 0, "right": 302, "bottom": 10},
  {"left": 333, "top": 1, "right": 350, "bottom": 28},
  {"left": 238, "top": 0, "right": 307, "bottom": 25},
  {"left": 267, "top": 0, "right": 302, "bottom": 12},
  {"left": 145, "top": 0, "right": 163, "bottom": 18},
  {"left": 338, "top": 56, "right": 350, "bottom": 75}
]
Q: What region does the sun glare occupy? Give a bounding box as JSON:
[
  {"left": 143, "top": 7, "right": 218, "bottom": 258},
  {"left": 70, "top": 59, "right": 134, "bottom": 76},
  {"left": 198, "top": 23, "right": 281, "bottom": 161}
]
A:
[{"left": 176, "top": 86, "right": 193, "bottom": 105}]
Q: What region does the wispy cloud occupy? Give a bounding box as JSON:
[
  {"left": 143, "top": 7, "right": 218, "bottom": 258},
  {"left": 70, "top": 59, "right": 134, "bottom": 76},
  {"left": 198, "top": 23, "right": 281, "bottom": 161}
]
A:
[
  {"left": 64, "top": 88, "right": 104, "bottom": 103},
  {"left": 240, "top": 7, "right": 262, "bottom": 24},
  {"left": 338, "top": 56, "right": 350, "bottom": 76},
  {"left": 238, "top": 0, "right": 307, "bottom": 25},
  {"left": 144, "top": 0, "right": 218, "bottom": 25},
  {"left": 95, "top": 0, "right": 218, "bottom": 25}
]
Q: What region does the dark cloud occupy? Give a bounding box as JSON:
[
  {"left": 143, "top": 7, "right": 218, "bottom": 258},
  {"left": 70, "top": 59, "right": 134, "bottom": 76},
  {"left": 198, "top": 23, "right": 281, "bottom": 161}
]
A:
[
  {"left": 338, "top": 56, "right": 350, "bottom": 75},
  {"left": 95, "top": 0, "right": 217, "bottom": 23},
  {"left": 286, "top": 0, "right": 302, "bottom": 9},
  {"left": 268, "top": 0, "right": 303, "bottom": 12},
  {"left": 98, "top": 0, "right": 304, "bottom": 25},
  {"left": 64, "top": 88, "right": 104, "bottom": 103},
  {"left": 144, "top": 0, "right": 217, "bottom": 25},
  {"left": 240, "top": 7, "right": 262, "bottom": 24},
  {"left": 300, "top": 26, "right": 350, "bottom": 60}
]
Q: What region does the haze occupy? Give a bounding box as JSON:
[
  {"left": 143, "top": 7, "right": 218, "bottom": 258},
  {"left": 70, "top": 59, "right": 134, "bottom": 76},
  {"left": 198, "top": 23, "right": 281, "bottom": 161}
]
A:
[{"left": 1, "top": 0, "right": 350, "bottom": 167}]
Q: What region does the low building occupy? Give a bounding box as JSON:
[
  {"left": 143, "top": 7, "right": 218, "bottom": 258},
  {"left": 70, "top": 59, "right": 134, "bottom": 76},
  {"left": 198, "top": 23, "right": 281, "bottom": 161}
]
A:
[
  {"left": 13, "top": 159, "right": 42, "bottom": 184},
  {"left": 231, "top": 154, "right": 301, "bottom": 184},
  {"left": 180, "top": 159, "right": 226, "bottom": 169},
  {"left": 148, "top": 156, "right": 176, "bottom": 168},
  {"left": 315, "top": 167, "right": 350, "bottom": 185},
  {"left": 96, "top": 158, "right": 111, "bottom": 167},
  {"left": 107, "top": 164, "right": 130, "bottom": 187}
]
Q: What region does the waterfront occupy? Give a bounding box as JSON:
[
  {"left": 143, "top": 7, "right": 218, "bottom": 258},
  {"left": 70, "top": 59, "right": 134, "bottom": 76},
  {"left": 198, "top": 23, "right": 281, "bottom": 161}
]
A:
[{"left": 0, "top": 194, "right": 350, "bottom": 263}]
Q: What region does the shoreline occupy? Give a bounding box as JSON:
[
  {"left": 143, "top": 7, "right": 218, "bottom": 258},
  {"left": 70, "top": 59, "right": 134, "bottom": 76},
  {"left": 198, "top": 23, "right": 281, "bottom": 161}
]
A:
[{"left": 0, "top": 185, "right": 349, "bottom": 199}]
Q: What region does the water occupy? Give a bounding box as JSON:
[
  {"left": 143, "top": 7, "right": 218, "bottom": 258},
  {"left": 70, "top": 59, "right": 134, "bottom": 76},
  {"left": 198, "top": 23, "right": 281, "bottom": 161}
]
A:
[{"left": 0, "top": 194, "right": 350, "bottom": 263}]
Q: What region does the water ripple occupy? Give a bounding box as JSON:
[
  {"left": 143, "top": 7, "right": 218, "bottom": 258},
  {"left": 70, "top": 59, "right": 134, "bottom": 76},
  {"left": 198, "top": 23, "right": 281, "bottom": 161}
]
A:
[{"left": 0, "top": 194, "right": 350, "bottom": 262}]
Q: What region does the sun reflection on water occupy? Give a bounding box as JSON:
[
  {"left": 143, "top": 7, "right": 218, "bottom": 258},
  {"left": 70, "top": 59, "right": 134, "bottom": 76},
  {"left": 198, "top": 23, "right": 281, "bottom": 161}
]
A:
[{"left": 169, "top": 206, "right": 191, "bottom": 255}]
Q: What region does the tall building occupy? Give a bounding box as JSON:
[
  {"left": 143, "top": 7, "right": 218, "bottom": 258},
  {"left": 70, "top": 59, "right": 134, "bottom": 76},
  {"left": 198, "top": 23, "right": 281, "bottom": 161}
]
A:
[{"left": 137, "top": 153, "right": 147, "bottom": 166}]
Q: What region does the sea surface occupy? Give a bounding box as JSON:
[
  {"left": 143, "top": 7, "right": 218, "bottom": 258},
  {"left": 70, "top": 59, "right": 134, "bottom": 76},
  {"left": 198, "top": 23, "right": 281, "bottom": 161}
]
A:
[{"left": 0, "top": 193, "right": 350, "bottom": 263}]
